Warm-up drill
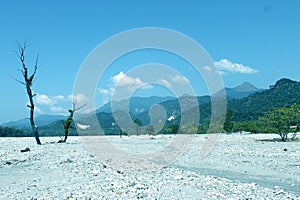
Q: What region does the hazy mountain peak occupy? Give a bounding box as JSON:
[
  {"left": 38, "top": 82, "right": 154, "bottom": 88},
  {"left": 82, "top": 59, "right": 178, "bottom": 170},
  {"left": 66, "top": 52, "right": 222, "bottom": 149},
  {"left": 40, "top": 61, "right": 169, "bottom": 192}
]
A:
[
  {"left": 233, "top": 82, "right": 258, "bottom": 92},
  {"left": 213, "top": 81, "right": 260, "bottom": 100}
]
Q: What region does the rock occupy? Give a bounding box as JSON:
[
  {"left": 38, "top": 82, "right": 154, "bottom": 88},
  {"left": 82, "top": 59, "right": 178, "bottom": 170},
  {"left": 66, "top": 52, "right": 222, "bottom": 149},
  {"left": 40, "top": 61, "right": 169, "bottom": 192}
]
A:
[
  {"left": 5, "top": 161, "right": 12, "bottom": 165},
  {"left": 134, "top": 183, "right": 145, "bottom": 190},
  {"left": 59, "top": 159, "right": 73, "bottom": 164},
  {"left": 137, "top": 192, "right": 147, "bottom": 199},
  {"left": 20, "top": 147, "right": 30, "bottom": 153},
  {"left": 275, "top": 189, "right": 284, "bottom": 195},
  {"left": 174, "top": 175, "right": 184, "bottom": 180},
  {"left": 129, "top": 182, "right": 136, "bottom": 187}
]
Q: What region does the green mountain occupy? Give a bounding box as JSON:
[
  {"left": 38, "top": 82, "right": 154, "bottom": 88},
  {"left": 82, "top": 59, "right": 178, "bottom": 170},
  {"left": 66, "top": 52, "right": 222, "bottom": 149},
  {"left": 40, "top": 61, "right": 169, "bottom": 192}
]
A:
[
  {"left": 2, "top": 114, "right": 66, "bottom": 129},
  {"left": 229, "top": 78, "right": 300, "bottom": 121}
]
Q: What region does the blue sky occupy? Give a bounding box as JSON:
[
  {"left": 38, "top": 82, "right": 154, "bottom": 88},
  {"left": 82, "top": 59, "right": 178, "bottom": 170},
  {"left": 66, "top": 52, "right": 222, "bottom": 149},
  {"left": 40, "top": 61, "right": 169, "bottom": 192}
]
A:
[{"left": 0, "top": 0, "right": 299, "bottom": 123}]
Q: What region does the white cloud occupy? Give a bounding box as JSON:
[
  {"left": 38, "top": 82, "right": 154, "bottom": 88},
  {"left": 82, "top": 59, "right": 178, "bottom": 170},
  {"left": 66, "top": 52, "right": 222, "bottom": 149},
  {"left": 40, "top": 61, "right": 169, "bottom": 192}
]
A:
[
  {"left": 112, "top": 71, "right": 143, "bottom": 87},
  {"left": 203, "top": 65, "right": 226, "bottom": 76},
  {"left": 50, "top": 106, "right": 65, "bottom": 113},
  {"left": 99, "top": 88, "right": 110, "bottom": 95},
  {"left": 30, "top": 93, "right": 89, "bottom": 115},
  {"left": 214, "top": 59, "right": 258, "bottom": 74},
  {"left": 202, "top": 65, "right": 213, "bottom": 72},
  {"left": 98, "top": 88, "right": 114, "bottom": 105},
  {"left": 54, "top": 95, "right": 65, "bottom": 101},
  {"left": 67, "top": 94, "right": 90, "bottom": 114},
  {"left": 170, "top": 75, "right": 189, "bottom": 84},
  {"left": 35, "top": 94, "right": 57, "bottom": 106},
  {"left": 35, "top": 106, "right": 44, "bottom": 114},
  {"left": 68, "top": 93, "right": 88, "bottom": 104},
  {"left": 158, "top": 79, "right": 172, "bottom": 88},
  {"left": 99, "top": 71, "right": 152, "bottom": 101}
]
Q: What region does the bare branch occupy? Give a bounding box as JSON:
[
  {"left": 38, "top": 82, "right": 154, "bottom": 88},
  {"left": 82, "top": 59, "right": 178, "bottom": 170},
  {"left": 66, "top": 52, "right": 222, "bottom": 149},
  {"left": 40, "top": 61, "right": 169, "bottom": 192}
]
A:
[
  {"left": 16, "top": 40, "right": 29, "bottom": 67},
  {"left": 74, "top": 103, "right": 87, "bottom": 112},
  {"left": 11, "top": 75, "right": 26, "bottom": 85},
  {"left": 70, "top": 98, "right": 87, "bottom": 112},
  {"left": 28, "top": 73, "right": 35, "bottom": 86},
  {"left": 31, "top": 54, "right": 39, "bottom": 78},
  {"left": 72, "top": 99, "right": 76, "bottom": 111}
]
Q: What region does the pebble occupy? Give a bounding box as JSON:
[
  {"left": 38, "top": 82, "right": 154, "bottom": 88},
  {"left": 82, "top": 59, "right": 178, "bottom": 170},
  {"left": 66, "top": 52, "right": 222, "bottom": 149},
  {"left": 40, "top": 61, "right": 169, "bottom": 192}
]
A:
[
  {"left": 174, "top": 175, "right": 184, "bottom": 180},
  {"left": 275, "top": 189, "right": 284, "bottom": 195}
]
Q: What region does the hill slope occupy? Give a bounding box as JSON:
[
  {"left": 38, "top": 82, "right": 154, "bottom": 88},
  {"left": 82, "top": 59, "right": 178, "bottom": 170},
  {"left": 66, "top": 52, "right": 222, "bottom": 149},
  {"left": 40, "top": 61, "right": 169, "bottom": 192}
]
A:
[
  {"left": 96, "top": 96, "right": 175, "bottom": 114},
  {"left": 229, "top": 78, "right": 300, "bottom": 121},
  {"left": 2, "top": 115, "right": 66, "bottom": 129}
]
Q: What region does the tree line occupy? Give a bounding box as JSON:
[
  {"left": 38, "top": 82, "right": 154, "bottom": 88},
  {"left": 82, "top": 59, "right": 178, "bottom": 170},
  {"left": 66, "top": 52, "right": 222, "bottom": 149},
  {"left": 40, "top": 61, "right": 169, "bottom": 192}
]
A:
[{"left": 228, "top": 104, "right": 300, "bottom": 141}]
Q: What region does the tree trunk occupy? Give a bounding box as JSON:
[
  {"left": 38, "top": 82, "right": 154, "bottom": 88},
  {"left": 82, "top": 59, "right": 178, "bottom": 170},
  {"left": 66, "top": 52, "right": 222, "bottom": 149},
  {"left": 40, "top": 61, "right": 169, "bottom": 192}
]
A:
[
  {"left": 279, "top": 133, "right": 287, "bottom": 142},
  {"left": 63, "top": 130, "right": 68, "bottom": 142},
  {"left": 60, "top": 113, "right": 74, "bottom": 143},
  {"left": 27, "top": 86, "right": 41, "bottom": 145}
]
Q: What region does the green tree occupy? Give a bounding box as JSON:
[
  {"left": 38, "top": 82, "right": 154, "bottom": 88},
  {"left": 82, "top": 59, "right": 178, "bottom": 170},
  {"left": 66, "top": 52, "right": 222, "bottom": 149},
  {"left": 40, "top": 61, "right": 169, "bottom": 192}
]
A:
[
  {"left": 146, "top": 125, "right": 155, "bottom": 136},
  {"left": 223, "top": 109, "right": 234, "bottom": 133},
  {"left": 180, "top": 124, "right": 198, "bottom": 134},
  {"left": 58, "top": 101, "right": 86, "bottom": 143},
  {"left": 163, "top": 125, "right": 179, "bottom": 135},
  {"left": 133, "top": 118, "right": 142, "bottom": 136},
  {"left": 260, "top": 104, "right": 300, "bottom": 141}
]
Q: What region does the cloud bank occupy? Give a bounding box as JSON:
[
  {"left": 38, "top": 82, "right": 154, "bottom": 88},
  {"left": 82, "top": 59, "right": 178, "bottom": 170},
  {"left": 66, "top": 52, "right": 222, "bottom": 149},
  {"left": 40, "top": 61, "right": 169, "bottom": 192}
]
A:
[
  {"left": 34, "top": 93, "right": 89, "bottom": 115},
  {"left": 213, "top": 59, "right": 258, "bottom": 74}
]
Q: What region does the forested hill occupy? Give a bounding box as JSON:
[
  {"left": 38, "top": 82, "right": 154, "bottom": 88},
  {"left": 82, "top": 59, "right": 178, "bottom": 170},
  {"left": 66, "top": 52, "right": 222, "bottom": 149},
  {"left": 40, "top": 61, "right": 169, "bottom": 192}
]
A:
[{"left": 229, "top": 78, "right": 300, "bottom": 121}]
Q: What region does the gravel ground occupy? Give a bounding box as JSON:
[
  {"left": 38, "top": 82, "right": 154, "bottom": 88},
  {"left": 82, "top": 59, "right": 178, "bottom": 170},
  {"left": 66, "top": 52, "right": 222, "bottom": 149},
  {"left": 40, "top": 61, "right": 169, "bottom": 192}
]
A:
[
  {"left": 174, "top": 133, "right": 300, "bottom": 195},
  {"left": 0, "top": 134, "right": 299, "bottom": 199}
]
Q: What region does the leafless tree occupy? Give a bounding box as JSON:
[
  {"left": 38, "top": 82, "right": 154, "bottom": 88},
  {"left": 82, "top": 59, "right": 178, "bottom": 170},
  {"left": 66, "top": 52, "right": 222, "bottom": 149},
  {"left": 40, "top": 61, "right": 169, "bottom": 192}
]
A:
[
  {"left": 58, "top": 100, "right": 86, "bottom": 143},
  {"left": 14, "top": 41, "right": 41, "bottom": 145}
]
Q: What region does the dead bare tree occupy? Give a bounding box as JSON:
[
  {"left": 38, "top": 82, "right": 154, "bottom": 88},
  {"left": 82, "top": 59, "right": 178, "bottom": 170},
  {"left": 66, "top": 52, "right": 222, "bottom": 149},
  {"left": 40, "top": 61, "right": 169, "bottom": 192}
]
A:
[
  {"left": 14, "top": 41, "right": 41, "bottom": 145},
  {"left": 58, "top": 100, "right": 86, "bottom": 143}
]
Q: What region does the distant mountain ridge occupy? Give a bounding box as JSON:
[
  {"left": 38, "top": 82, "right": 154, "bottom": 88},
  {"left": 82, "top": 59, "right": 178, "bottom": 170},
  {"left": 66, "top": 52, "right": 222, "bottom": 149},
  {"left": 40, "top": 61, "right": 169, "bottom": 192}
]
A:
[
  {"left": 3, "top": 79, "right": 300, "bottom": 137},
  {"left": 2, "top": 114, "right": 66, "bottom": 129},
  {"left": 1, "top": 82, "right": 261, "bottom": 130},
  {"left": 96, "top": 96, "right": 175, "bottom": 114},
  {"left": 214, "top": 81, "right": 263, "bottom": 100}
]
